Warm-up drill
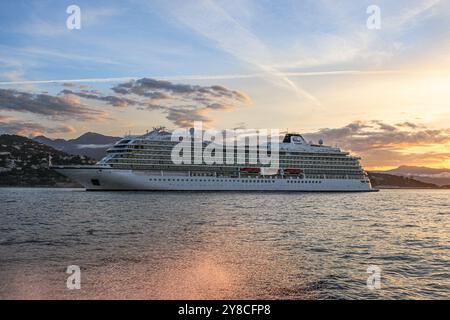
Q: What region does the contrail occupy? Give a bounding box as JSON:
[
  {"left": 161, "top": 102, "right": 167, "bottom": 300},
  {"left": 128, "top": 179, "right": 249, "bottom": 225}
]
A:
[
  {"left": 159, "top": 0, "right": 324, "bottom": 106},
  {"left": 0, "top": 77, "right": 138, "bottom": 86},
  {"left": 0, "top": 70, "right": 405, "bottom": 86}
]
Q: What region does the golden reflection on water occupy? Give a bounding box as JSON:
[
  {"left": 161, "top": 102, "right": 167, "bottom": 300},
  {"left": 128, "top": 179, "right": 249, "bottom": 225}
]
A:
[
  {"left": 85, "top": 239, "right": 299, "bottom": 300},
  {"left": 146, "top": 252, "right": 244, "bottom": 299},
  {"left": 2, "top": 189, "right": 449, "bottom": 299},
  {"left": 3, "top": 240, "right": 296, "bottom": 299}
]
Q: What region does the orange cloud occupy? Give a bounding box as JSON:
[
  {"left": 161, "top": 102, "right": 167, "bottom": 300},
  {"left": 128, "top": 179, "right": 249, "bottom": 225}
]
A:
[{"left": 304, "top": 120, "right": 450, "bottom": 169}]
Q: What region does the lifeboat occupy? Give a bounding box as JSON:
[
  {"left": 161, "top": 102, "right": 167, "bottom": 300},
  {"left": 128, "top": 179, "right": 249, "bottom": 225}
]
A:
[
  {"left": 240, "top": 167, "right": 260, "bottom": 174},
  {"left": 284, "top": 168, "right": 302, "bottom": 175}
]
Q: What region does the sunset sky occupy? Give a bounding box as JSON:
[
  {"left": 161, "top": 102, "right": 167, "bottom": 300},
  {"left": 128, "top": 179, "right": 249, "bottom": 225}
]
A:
[{"left": 0, "top": 0, "right": 449, "bottom": 170}]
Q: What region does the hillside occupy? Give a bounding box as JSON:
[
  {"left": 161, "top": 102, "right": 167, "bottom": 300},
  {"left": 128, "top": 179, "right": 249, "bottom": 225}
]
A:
[
  {"left": 0, "top": 134, "right": 95, "bottom": 187},
  {"left": 0, "top": 134, "right": 447, "bottom": 189},
  {"left": 33, "top": 132, "right": 120, "bottom": 160},
  {"left": 376, "top": 165, "right": 450, "bottom": 186},
  {"left": 368, "top": 172, "right": 439, "bottom": 189}
]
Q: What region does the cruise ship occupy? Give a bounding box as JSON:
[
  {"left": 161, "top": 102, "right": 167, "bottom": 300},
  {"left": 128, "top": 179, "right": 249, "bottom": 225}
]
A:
[{"left": 52, "top": 127, "right": 375, "bottom": 192}]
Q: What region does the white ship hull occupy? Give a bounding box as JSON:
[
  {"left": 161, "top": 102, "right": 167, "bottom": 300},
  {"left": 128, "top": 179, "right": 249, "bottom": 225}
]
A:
[{"left": 54, "top": 167, "right": 375, "bottom": 192}]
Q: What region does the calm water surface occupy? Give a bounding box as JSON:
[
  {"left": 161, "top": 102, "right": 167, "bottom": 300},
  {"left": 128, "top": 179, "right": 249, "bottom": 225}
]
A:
[{"left": 0, "top": 188, "right": 449, "bottom": 299}]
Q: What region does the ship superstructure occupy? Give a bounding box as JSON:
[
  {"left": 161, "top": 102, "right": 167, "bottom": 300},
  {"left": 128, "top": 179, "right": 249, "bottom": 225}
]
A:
[{"left": 53, "top": 128, "right": 374, "bottom": 191}]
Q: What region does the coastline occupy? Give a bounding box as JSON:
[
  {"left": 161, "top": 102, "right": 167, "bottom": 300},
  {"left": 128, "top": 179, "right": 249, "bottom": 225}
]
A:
[
  {"left": 376, "top": 186, "right": 450, "bottom": 189},
  {"left": 1, "top": 185, "right": 449, "bottom": 190}
]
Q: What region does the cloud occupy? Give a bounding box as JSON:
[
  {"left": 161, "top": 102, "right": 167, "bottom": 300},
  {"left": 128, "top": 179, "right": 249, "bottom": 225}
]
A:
[
  {"left": 109, "top": 78, "right": 251, "bottom": 126},
  {"left": 385, "top": 0, "right": 442, "bottom": 31},
  {"left": 126, "top": 78, "right": 250, "bottom": 126},
  {"left": 360, "top": 149, "right": 450, "bottom": 168},
  {"left": 395, "top": 122, "right": 425, "bottom": 129},
  {"left": 60, "top": 89, "right": 139, "bottom": 108},
  {"left": 165, "top": 107, "right": 211, "bottom": 127},
  {"left": 75, "top": 144, "right": 112, "bottom": 149},
  {"left": 62, "top": 83, "right": 78, "bottom": 87},
  {"left": 0, "top": 88, "right": 105, "bottom": 121},
  {"left": 44, "top": 78, "right": 251, "bottom": 127},
  {"left": 303, "top": 120, "right": 450, "bottom": 168},
  {"left": 371, "top": 120, "right": 397, "bottom": 132},
  {"left": 0, "top": 119, "right": 76, "bottom": 137},
  {"left": 112, "top": 78, "right": 250, "bottom": 103},
  {"left": 304, "top": 120, "right": 450, "bottom": 151},
  {"left": 0, "top": 115, "right": 14, "bottom": 122}
]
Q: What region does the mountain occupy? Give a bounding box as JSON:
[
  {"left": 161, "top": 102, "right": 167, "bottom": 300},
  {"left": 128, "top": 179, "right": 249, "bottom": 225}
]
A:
[
  {"left": 70, "top": 132, "right": 120, "bottom": 145},
  {"left": 0, "top": 134, "right": 95, "bottom": 187},
  {"left": 376, "top": 165, "right": 450, "bottom": 186},
  {"left": 33, "top": 132, "right": 121, "bottom": 160},
  {"left": 367, "top": 172, "right": 439, "bottom": 188},
  {"left": 2, "top": 134, "right": 447, "bottom": 189}
]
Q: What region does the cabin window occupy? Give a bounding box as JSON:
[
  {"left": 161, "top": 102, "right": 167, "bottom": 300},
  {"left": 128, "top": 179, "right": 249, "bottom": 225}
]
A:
[{"left": 91, "top": 179, "right": 100, "bottom": 186}]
